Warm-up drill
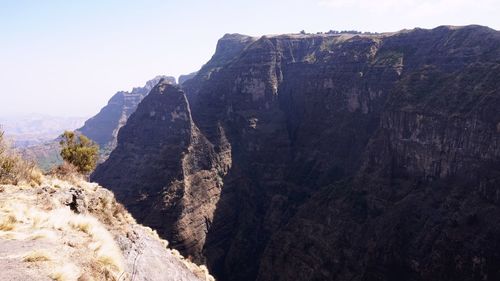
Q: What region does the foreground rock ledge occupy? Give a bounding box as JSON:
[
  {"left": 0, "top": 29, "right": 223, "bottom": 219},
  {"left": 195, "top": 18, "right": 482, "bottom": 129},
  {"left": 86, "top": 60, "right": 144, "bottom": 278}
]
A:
[{"left": 0, "top": 176, "right": 214, "bottom": 281}]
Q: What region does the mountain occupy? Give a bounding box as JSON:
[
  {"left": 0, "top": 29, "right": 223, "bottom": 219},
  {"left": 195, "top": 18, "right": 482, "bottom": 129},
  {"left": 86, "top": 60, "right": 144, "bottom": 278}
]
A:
[
  {"left": 92, "top": 25, "right": 500, "bottom": 281},
  {"left": 15, "top": 76, "right": 175, "bottom": 172},
  {"left": 78, "top": 75, "right": 176, "bottom": 156},
  {"left": 0, "top": 114, "right": 86, "bottom": 147}
]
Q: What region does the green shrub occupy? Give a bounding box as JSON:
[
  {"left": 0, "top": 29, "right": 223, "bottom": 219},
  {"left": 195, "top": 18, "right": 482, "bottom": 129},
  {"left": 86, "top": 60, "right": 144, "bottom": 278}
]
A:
[{"left": 59, "top": 131, "right": 99, "bottom": 174}]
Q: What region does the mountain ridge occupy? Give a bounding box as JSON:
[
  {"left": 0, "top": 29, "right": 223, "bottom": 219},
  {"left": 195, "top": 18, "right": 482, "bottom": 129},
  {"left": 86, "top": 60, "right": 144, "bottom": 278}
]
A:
[{"left": 93, "top": 25, "right": 500, "bottom": 281}]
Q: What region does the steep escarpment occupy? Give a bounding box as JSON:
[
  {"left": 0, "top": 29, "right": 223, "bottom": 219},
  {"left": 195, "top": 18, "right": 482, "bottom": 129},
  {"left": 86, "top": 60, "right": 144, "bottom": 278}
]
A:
[
  {"left": 92, "top": 81, "right": 228, "bottom": 263},
  {"left": 181, "top": 33, "right": 257, "bottom": 102},
  {"left": 78, "top": 75, "right": 175, "bottom": 155},
  {"left": 257, "top": 26, "right": 500, "bottom": 281},
  {"left": 93, "top": 25, "right": 500, "bottom": 281}
]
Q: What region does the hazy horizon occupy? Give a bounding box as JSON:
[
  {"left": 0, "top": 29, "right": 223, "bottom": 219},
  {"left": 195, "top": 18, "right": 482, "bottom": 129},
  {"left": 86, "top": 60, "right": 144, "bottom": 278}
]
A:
[{"left": 1, "top": 0, "right": 499, "bottom": 116}]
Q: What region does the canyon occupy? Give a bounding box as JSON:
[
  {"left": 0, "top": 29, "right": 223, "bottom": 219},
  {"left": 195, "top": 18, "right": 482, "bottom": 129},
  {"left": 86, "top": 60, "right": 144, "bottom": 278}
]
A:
[{"left": 91, "top": 25, "right": 500, "bottom": 281}]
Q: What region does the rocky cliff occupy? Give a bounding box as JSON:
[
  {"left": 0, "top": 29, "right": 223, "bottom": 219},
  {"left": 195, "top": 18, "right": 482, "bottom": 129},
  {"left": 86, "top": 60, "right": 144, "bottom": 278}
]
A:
[
  {"left": 92, "top": 25, "right": 500, "bottom": 281},
  {"left": 78, "top": 75, "right": 176, "bottom": 155},
  {"left": 179, "top": 72, "right": 198, "bottom": 85}
]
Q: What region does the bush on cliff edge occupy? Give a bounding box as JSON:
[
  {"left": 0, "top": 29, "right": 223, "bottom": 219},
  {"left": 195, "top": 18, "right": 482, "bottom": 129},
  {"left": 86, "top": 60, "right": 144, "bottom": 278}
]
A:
[{"left": 59, "top": 131, "right": 99, "bottom": 175}]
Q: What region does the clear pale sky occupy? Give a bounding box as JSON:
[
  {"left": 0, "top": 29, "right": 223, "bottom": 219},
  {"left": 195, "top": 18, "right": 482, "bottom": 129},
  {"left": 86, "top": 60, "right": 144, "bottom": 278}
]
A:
[{"left": 1, "top": 0, "right": 499, "bottom": 117}]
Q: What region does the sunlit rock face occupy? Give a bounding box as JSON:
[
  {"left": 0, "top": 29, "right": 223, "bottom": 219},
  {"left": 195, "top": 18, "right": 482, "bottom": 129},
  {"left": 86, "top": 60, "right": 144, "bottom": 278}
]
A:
[{"left": 93, "top": 25, "right": 500, "bottom": 281}]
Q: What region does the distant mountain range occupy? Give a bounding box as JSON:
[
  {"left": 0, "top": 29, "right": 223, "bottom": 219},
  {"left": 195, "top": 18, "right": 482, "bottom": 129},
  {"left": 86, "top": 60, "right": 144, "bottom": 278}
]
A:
[{"left": 0, "top": 114, "right": 87, "bottom": 147}]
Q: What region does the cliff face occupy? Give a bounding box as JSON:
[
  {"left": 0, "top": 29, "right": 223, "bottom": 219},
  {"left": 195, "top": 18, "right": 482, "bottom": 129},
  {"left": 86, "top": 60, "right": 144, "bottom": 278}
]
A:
[
  {"left": 92, "top": 82, "right": 227, "bottom": 264},
  {"left": 78, "top": 76, "right": 175, "bottom": 154},
  {"left": 92, "top": 25, "right": 500, "bottom": 281}
]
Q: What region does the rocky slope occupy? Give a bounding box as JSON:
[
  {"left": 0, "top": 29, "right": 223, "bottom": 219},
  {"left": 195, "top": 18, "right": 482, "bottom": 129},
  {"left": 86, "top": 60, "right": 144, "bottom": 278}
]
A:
[
  {"left": 93, "top": 25, "right": 500, "bottom": 281},
  {"left": 78, "top": 75, "right": 176, "bottom": 155},
  {"left": 0, "top": 174, "right": 213, "bottom": 281}
]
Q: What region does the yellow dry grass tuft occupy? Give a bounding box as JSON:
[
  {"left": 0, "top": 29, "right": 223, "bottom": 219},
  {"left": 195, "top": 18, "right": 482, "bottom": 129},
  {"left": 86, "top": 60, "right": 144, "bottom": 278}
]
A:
[
  {"left": 23, "top": 250, "right": 52, "bottom": 262},
  {"left": 70, "top": 220, "right": 92, "bottom": 234},
  {"left": 0, "top": 214, "right": 17, "bottom": 231},
  {"left": 63, "top": 210, "right": 125, "bottom": 279},
  {"left": 29, "top": 229, "right": 57, "bottom": 240},
  {"left": 49, "top": 263, "right": 81, "bottom": 281},
  {"left": 97, "top": 254, "right": 122, "bottom": 273}
]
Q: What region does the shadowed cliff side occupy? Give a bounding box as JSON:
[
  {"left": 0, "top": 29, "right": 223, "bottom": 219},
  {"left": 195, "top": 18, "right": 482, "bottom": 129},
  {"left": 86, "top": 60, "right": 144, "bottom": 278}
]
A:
[{"left": 92, "top": 81, "right": 230, "bottom": 263}]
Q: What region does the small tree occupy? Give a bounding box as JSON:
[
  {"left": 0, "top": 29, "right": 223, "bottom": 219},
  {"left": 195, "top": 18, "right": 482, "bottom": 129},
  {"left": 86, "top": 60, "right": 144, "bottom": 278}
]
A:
[{"left": 59, "top": 131, "right": 99, "bottom": 174}]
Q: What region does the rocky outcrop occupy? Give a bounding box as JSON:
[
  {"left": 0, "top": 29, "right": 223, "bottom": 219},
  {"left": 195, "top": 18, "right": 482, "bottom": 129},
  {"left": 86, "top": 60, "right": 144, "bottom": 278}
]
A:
[
  {"left": 0, "top": 175, "right": 213, "bottom": 281},
  {"left": 181, "top": 33, "right": 257, "bottom": 103},
  {"left": 179, "top": 72, "right": 198, "bottom": 85},
  {"left": 78, "top": 75, "right": 175, "bottom": 155},
  {"left": 93, "top": 25, "right": 500, "bottom": 281}
]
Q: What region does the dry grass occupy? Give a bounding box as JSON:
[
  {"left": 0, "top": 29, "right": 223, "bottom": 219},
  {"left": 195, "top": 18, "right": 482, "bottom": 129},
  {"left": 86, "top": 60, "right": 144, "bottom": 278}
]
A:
[
  {"left": 0, "top": 190, "right": 124, "bottom": 281},
  {"left": 170, "top": 248, "right": 215, "bottom": 281},
  {"left": 0, "top": 159, "right": 215, "bottom": 281},
  {"left": 29, "top": 229, "right": 57, "bottom": 240},
  {"left": 49, "top": 263, "right": 81, "bottom": 281},
  {"left": 65, "top": 211, "right": 125, "bottom": 279},
  {"left": 48, "top": 162, "right": 83, "bottom": 184},
  {"left": 0, "top": 214, "right": 17, "bottom": 231},
  {"left": 97, "top": 254, "right": 122, "bottom": 273},
  {"left": 71, "top": 219, "right": 92, "bottom": 234},
  {"left": 0, "top": 130, "right": 43, "bottom": 186},
  {"left": 0, "top": 153, "right": 42, "bottom": 185},
  {"left": 23, "top": 250, "right": 53, "bottom": 262}
]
